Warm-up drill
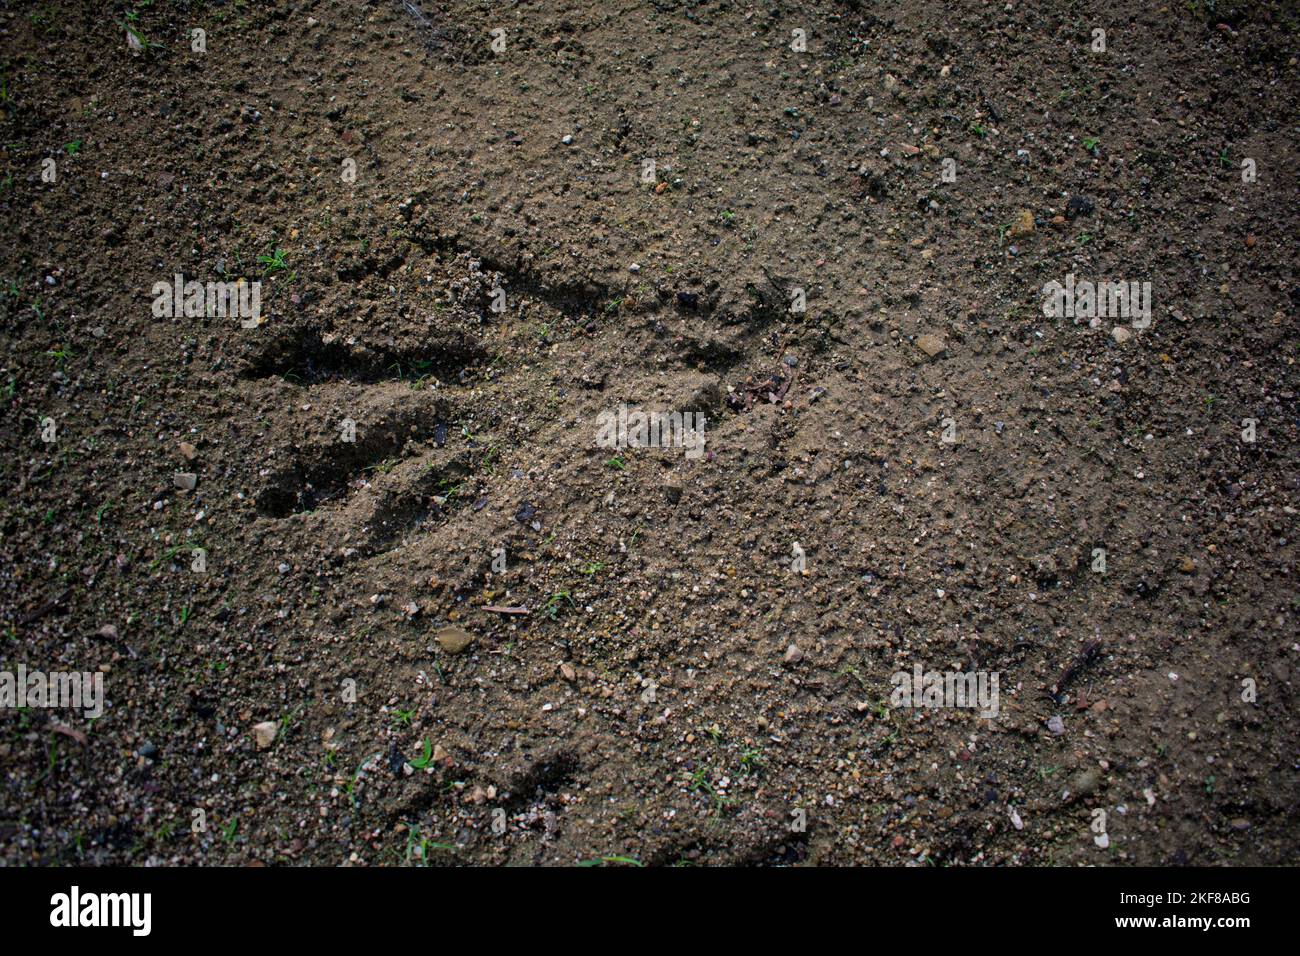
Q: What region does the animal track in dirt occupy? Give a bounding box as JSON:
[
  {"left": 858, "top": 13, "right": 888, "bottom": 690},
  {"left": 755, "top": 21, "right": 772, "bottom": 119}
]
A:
[
  {"left": 241, "top": 323, "right": 487, "bottom": 386},
  {"left": 252, "top": 382, "right": 464, "bottom": 521}
]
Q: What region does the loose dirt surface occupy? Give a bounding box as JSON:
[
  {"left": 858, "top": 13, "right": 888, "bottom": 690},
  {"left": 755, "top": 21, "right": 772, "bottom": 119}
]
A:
[{"left": 1, "top": 0, "right": 1297, "bottom": 866}]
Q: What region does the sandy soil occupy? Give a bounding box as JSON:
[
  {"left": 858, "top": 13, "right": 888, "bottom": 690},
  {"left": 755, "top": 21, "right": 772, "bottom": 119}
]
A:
[{"left": 0, "top": 0, "right": 1297, "bottom": 866}]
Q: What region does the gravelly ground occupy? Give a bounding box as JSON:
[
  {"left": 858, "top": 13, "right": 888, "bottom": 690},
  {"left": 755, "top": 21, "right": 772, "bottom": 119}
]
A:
[{"left": 0, "top": 0, "right": 1296, "bottom": 866}]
